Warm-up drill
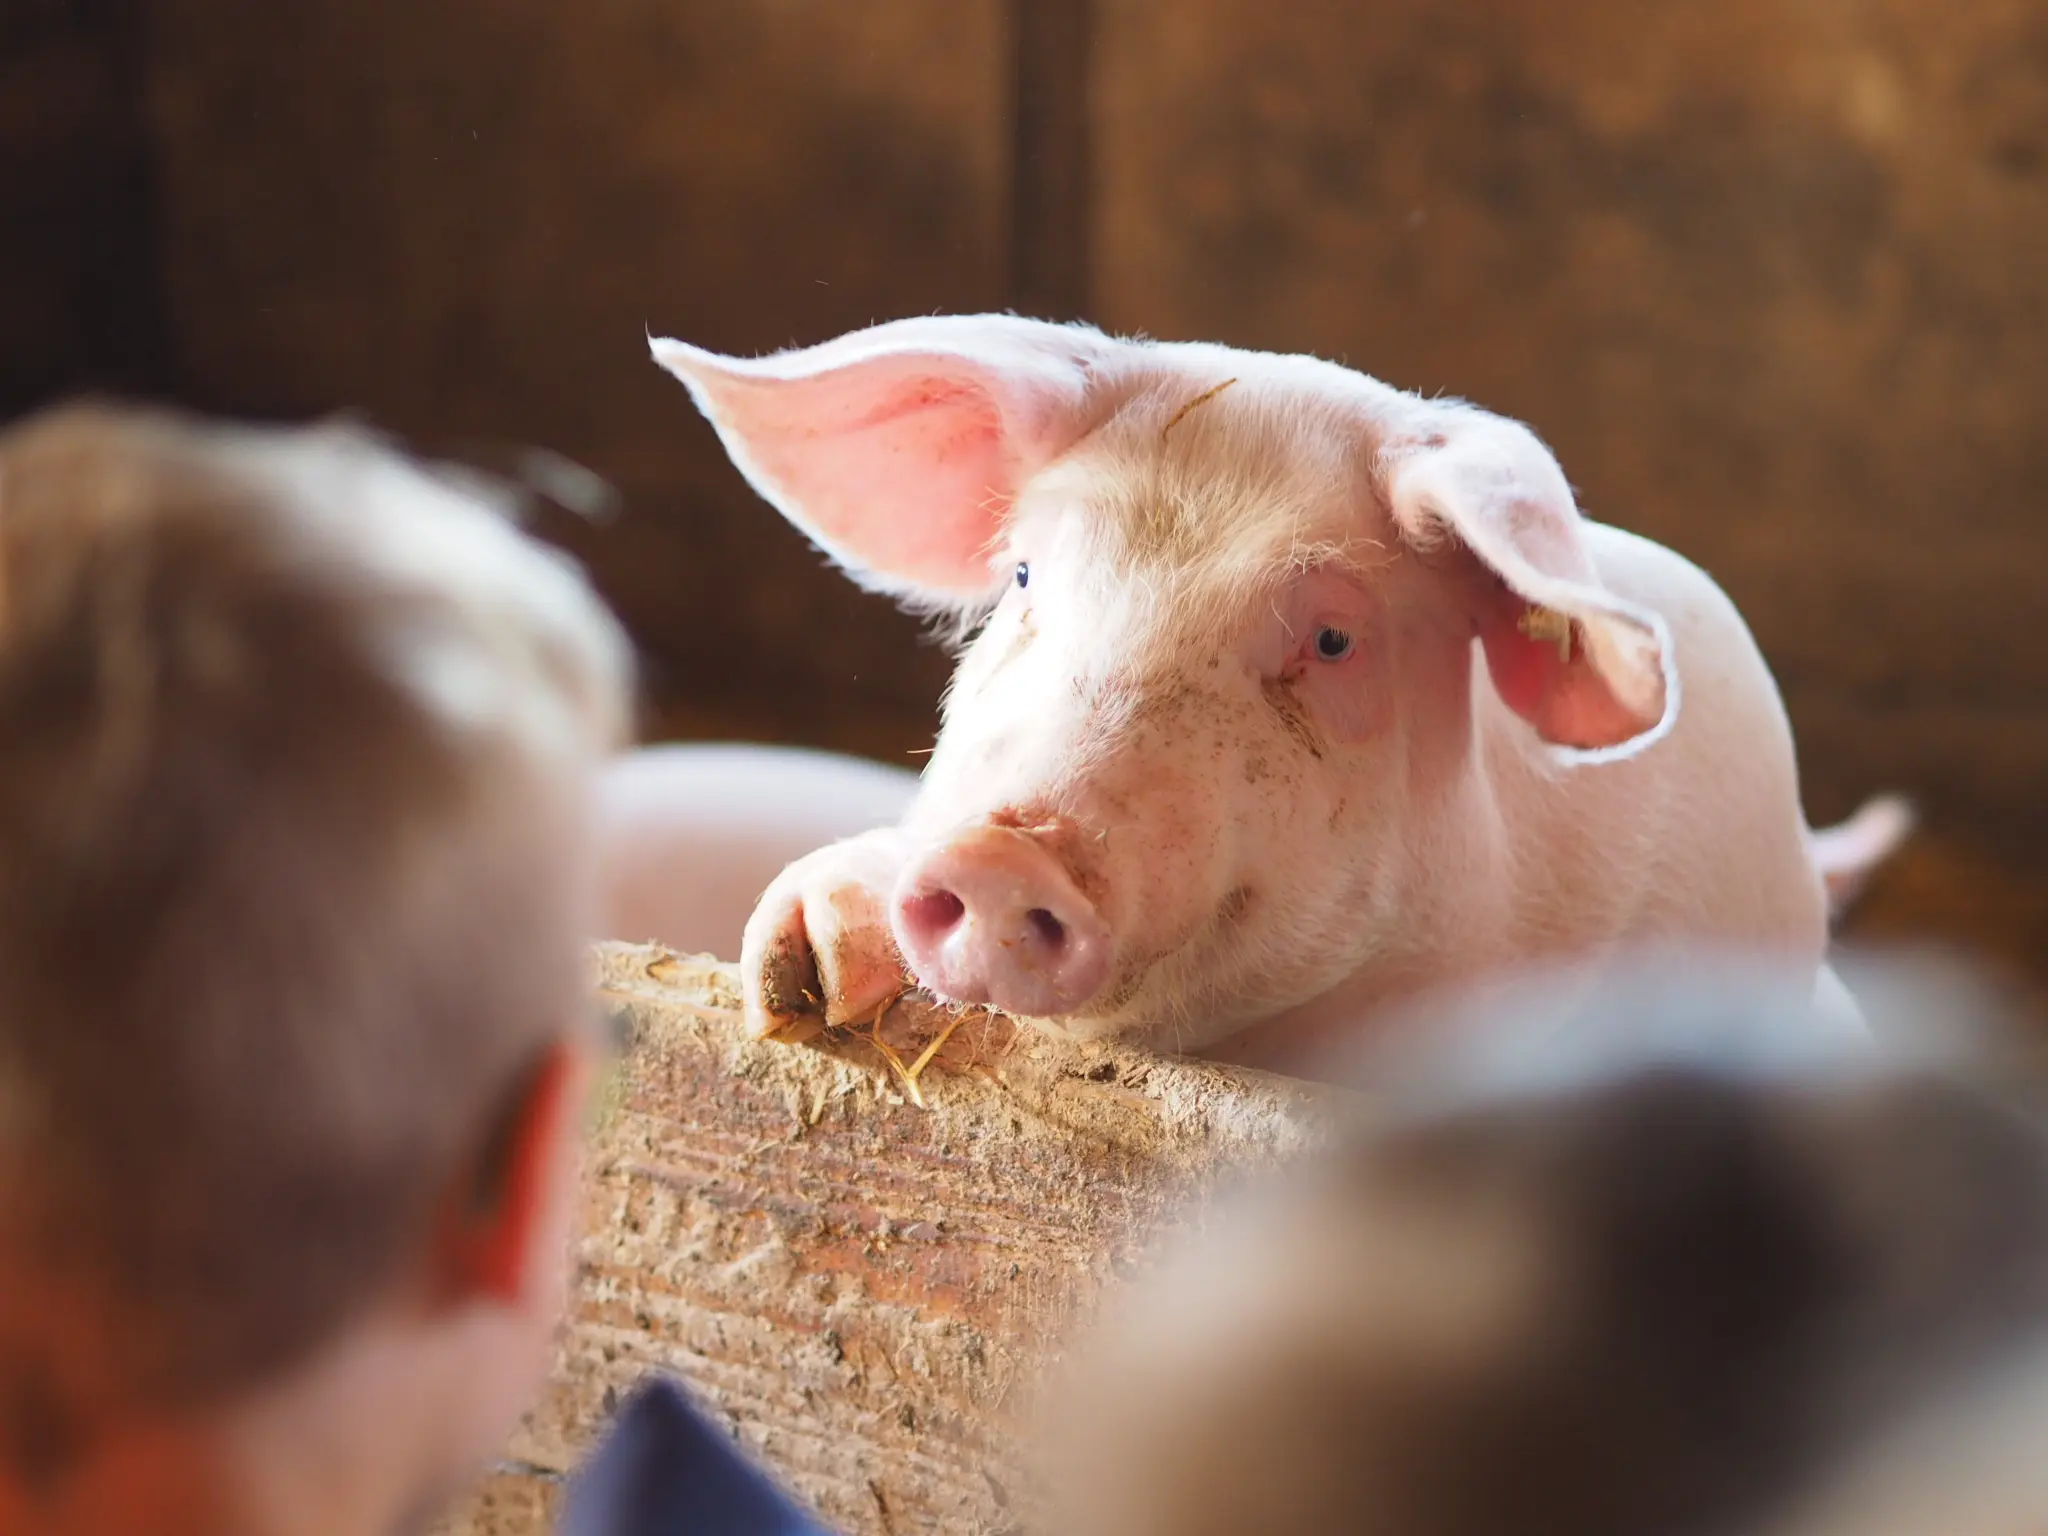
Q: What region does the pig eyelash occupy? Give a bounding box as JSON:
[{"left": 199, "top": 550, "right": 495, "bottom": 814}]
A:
[{"left": 1313, "top": 626, "right": 1355, "bottom": 662}]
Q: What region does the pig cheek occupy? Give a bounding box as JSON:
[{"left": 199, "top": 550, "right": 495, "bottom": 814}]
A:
[
  {"left": 1300, "top": 655, "right": 1382, "bottom": 745},
  {"left": 1089, "top": 722, "right": 1230, "bottom": 957}
]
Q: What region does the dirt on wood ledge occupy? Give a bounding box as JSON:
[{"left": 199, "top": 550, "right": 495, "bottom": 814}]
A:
[{"left": 433, "top": 942, "right": 1346, "bottom": 1536}]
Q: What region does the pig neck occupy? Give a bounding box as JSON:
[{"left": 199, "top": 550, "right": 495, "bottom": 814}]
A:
[{"left": 1203, "top": 683, "right": 1582, "bottom": 1077}]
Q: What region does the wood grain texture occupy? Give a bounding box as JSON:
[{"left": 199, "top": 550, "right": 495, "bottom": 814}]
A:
[
  {"left": 434, "top": 944, "right": 1341, "bottom": 1536},
  {"left": 140, "top": 0, "right": 1012, "bottom": 754},
  {"left": 1091, "top": 0, "right": 2048, "bottom": 864},
  {"left": 1009, "top": 0, "right": 1095, "bottom": 320}
]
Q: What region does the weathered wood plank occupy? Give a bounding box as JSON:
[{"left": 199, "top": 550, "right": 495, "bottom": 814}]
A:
[{"left": 436, "top": 944, "right": 1340, "bottom": 1536}]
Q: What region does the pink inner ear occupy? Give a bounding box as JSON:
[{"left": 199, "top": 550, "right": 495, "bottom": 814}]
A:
[
  {"left": 705, "top": 363, "right": 1017, "bottom": 598},
  {"left": 1475, "top": 580, "right": 1654, "bottom": 752},
  {"left": 657, "top": 323, "right": 1105, "bottom": 603}
]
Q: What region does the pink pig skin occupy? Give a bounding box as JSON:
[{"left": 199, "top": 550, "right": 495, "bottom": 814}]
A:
[{"left": 641, "top": 315, "right": 1908, "bottom": 1070}]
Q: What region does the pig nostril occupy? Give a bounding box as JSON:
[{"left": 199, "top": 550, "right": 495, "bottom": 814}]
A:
[
  {"left": 903, "top": 889, "right": 966, "bottom": 938},
  {"left": 1025, "top": 908, "right": 1067, "bottom": 950},
  {"left": 894, "top": 835, "right": 1110, "bottom": 1015}
]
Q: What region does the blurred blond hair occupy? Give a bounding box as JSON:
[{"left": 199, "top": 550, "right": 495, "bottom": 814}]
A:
[{"left": 0, "top": 402, "right": 631, "bottom": 1461}]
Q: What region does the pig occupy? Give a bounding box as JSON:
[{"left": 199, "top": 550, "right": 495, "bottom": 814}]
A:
[{"left": 644, "top": 314, "right": 1908, "bottom": 1070}]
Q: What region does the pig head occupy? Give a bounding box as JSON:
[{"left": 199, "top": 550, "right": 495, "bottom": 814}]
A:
[{"left": 652, "top": 315, "right": 1859, "bottom": 1062}]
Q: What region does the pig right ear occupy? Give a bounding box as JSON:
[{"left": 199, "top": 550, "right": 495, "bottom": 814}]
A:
[
  {"left": 1386, "top": 411, "right": 1679, "bottom": 762},
  {"left": 650, "top": 317, "right": 1105, "bottom": 605}
]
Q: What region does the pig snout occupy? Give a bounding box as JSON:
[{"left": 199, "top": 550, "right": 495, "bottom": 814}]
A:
[{"left": 892, "top": 826, "right": 1111, "bottom": 1017}]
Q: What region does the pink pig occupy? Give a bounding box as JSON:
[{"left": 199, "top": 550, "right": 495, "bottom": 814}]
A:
[{"left": 638, "top": 315, "right": 1909, "bottom": 1069}]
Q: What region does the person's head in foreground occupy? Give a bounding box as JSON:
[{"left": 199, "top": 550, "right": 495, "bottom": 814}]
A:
[
  {"left": 1048, "top": 957, "right": 2048, "bottom": 1536},
  {"left": 0, "top": 403, "right": 633, "bottom": 1535}
]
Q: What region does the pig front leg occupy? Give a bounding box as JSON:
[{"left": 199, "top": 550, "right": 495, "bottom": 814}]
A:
[{"left": 740, "top": 827, "right": 914, "bottom": 1039}]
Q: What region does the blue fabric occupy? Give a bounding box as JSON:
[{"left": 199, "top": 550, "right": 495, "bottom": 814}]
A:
[{"left": 557, "top": 1376, "right": 839, "bottom": 1536}]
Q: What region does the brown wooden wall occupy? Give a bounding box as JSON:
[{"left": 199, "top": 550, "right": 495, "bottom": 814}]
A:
[
  {"left": 3, "top": 0, "right": 2044, "bottom": 982},
  {"left": 0, "top": 1, "right": 170, "bottom": 413},
  {"left": 140, "top": 0, "right": 1018, "bottom": 757}
]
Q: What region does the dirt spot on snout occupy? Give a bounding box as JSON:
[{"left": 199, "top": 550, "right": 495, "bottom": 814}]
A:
[{"left": 985, "top": 803, "right": 1112, "bottom": 910}]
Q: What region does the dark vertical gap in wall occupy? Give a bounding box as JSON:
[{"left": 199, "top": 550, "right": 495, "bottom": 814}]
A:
[
  {"left": 0, "top": 0, "right": 175, "bottom": 419},
  {"left": 111, "top": 0, "right": 178, "bottom": 397},
  {"left": 1008, "top": 0, "right": 1093, "bottom": 322}
]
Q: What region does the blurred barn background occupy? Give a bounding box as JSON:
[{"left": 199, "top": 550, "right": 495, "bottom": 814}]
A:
[{"left": 5, "top": 0, "right": 2044, "bottom": 995}]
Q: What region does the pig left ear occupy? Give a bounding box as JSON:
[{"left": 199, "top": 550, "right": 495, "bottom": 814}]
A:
[
  {"left": 1386, "top": 413, "right": 1678, "bottom": 760},
  {"left": 650, "top": 316, "right": 1106, "bottom": 607}
]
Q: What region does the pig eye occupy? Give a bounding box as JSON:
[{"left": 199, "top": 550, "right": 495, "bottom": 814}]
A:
[
  {"left": 1015, "top": 561, "right": 1030, "bottom": 590},
  {"left": 1314, "top": 626, "right": 1355, "bottom": 662}
]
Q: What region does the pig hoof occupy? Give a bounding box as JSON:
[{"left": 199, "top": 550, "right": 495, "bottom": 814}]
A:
[
  {"left": 739, "top": 827, "right": 915, "bottom": 1042},
  {"left": 755, "top": 930, "right": 826, "bottom": 1036}
]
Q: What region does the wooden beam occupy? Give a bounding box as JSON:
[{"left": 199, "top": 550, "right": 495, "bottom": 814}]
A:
[
  {"left": 435, "top": 944, "right": 1338, "bottom": 1536},
  {"left": 1008, "top": 0, "right": 1094, "bottom": 320},
  {"left": 0, "top": 0, "right": 171, "bottom": 417}
]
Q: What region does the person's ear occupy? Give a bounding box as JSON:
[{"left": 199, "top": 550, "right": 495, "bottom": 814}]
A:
[{"left": 433, "top": 1038, "right": 591, "bottom": 1307}]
